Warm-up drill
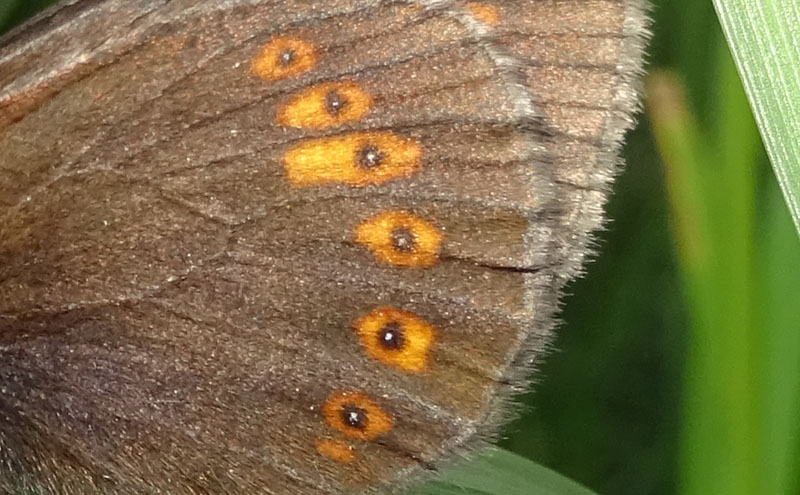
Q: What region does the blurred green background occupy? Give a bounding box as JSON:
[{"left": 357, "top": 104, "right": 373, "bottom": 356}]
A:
[{"left": 2, "top": 1, "right": 798, "bottom": 494}]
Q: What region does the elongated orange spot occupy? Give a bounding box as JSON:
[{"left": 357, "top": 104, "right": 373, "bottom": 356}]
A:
[
  {"left": 354, "top": 307, "right": 435, "bottom": 372},
  {"left": 277, "top": 81, "right": 372, "bottom": 129},
  {"left": 251, "top": 36, "right": 317, "bottom": 81},
  {"left": 322, "top": 391, "right": 394, "bottom": 441},
  {"left": 355, "top": 211, "right": 443, "bottom": 268},
  {"left": 465, "top": 2, "right": 500, "bottom": 25},
  {"left": 284, "top": 132, "right": 422, "bottom": 187},
  {"left": 316, "top": 438, "right": 356, "bottom": 463}
]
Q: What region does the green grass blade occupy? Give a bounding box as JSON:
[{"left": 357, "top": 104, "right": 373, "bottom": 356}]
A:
[
  {"left": 648, "top": 20, "right": 800, "bottom": 495},
  {"left": 647, "top": 55, "right": 760, "bottom": 494},
  {"left": 754, "top": 183, "right": 800, "bottom": 495},
  {"left": 712, "top": 0, "right": 800, "bottom": 236},
  {"left": 409, "top": 449, "right": 596, "bottom": 495}
]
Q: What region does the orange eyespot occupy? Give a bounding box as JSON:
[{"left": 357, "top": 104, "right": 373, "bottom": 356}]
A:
[
  {"left": 355, "top": 211, "right": 443, "bottom": 268},
  {"left": 316, "top": 438, "right": 357, "bottom": 463},
  {"left": 465, "top": 2, "right": 501, "bottom": 25},
  {"left": 322, "top": 391, "right": 394, "bottom": 441},
  {"left": 283, "top": 132, "right": 423, "bottom": 187},
  {"left": 251, "top": 36, "right": 317, "bottom": 81},
  {"left": 353, "top": 307, "right": 435, "bottom": 373},
  {"left": 277, "top": 81, "right": 372, "bottom": 129}
]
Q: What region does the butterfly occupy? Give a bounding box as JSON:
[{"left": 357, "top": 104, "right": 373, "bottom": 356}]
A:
[{"left": 0, "top": 0, "right": 648, "bottom": 493}]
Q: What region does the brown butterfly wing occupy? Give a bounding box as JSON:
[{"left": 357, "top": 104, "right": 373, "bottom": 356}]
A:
[
  {"left": 0, "top": 1, "right": 563, "bottom": 494},
  {"left": 463, "top": 0, "right": 649, "bottom": 279}
]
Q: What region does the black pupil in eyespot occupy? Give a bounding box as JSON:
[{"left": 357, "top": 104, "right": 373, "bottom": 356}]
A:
[
  {"left": 279, "top": 49, "right": 295, "bottom": 66},
  {"left": 390, "top": 227, "right": 415, "bottom": 252},
  {"left": 356, "top": 145, "right": 383, "bottom": 169},
  {"left": 340, "top": 404, "right": 368, "bottom": 430},
  {"left": 378, "top": 321, "right": 405, "bottom": 350},
  {"left": 325, "top": 90, "right": 346, "bottom": 115}
]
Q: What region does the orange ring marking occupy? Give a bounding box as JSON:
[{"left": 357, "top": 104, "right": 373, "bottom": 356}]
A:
[
  {"left": 321, "top": 391, "right": 394, "bottom": 441},
  {"left": 277, "top": 81, "right": 372, "bottom": 129},
  {"left": 353, "top": 306, "right": 435, "bottom": 373},
  {"left": 251, "top": 36, "right": 317, "bottom": 81},
  {"left": 283, "top": 132, "right": 422, "bottom": 187},
  {"left": 355, "top": 210, "right": 443, "bottom": 268}
]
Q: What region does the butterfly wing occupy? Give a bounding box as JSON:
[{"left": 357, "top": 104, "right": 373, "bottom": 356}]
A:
[
  {"left": 462, "top": 0, "right": 649, "bottom": 279},
  {"left": 0, "top": 1, "right": 563, "bottom": 493}
]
